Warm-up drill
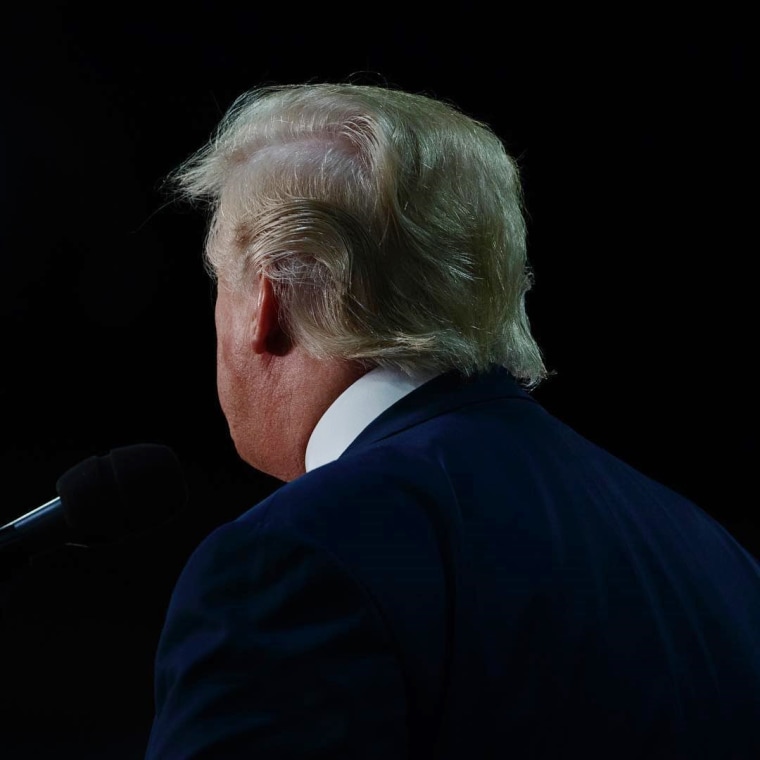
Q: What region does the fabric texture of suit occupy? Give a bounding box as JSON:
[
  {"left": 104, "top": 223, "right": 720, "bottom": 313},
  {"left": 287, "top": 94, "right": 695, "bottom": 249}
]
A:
[{"left": 145, "top": 366, "right": 760, "bottom": 759}]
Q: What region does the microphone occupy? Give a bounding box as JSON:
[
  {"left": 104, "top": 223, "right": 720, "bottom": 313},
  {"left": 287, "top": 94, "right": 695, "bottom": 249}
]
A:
[{"left": 0, "top": 444, "right": 188, "bottom": 571}]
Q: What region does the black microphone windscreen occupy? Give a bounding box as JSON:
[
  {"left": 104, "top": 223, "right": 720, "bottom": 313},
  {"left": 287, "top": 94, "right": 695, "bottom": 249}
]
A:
[{"left": 55, "top": 444, "right": 188, "bottom": 544}]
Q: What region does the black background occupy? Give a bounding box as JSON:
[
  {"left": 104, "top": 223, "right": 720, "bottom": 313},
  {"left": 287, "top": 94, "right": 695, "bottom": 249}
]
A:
[{"left": 1, "top": 8, "right": 755, "bottom": 757}]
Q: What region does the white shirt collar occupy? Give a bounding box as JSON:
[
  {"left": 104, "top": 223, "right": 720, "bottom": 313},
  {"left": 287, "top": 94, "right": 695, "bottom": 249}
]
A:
[{"left": 304, "top": 365, "right": 442, "bottom": 472}]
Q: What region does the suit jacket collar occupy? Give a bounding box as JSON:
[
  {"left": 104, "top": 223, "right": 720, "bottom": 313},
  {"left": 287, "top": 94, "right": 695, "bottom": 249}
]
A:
[{"left": 340, "top": 364, "right": 537, "bottom": 458}]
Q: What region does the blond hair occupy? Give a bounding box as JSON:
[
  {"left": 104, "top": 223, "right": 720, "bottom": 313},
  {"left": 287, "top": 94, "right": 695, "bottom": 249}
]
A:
[{"left": 170, "top": 83, "right": 548, "bottom": 387}]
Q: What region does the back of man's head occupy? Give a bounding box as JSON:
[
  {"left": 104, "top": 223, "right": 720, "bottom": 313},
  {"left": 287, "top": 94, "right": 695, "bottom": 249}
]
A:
[{"left": 170, "top": 82, "right": 547, "bottom": 387}]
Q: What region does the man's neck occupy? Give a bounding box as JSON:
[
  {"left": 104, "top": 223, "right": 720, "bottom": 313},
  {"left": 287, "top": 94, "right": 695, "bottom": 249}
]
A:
[{"left": 259, "top": 350, "right": 372, "bottom": 482}]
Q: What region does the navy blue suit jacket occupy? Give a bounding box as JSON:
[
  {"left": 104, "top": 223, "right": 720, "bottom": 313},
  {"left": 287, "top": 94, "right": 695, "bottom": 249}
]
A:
[{"left": 145, "top": 366, "right": 760, "bottom": 758}]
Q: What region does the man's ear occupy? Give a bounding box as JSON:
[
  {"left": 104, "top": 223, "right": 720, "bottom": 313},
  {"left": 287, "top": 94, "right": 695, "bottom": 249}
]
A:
[{"left": 252, "top": 274, "right": 289, "bottom": 356}]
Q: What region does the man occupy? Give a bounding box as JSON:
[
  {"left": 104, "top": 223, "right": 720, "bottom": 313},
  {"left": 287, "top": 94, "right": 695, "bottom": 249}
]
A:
[{"left": 145, "top": 83, "right": 760, "bottom": 758}]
